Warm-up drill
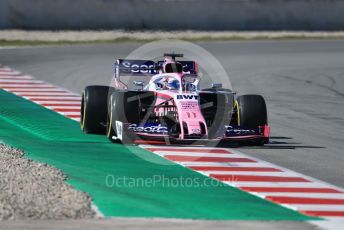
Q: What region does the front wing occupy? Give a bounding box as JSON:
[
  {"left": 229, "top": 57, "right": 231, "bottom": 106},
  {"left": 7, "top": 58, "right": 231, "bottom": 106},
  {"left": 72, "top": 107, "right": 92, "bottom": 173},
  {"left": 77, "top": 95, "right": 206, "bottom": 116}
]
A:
[{"left": 125, "top": 123, "right": 270, "bottom": 142}]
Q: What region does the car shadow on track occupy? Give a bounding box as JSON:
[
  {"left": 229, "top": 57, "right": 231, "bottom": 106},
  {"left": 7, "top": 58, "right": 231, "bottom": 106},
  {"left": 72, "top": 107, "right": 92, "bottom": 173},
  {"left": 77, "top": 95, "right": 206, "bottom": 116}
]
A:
[{"left": 218, "top": 136, "right": 326, "bottom": 150}]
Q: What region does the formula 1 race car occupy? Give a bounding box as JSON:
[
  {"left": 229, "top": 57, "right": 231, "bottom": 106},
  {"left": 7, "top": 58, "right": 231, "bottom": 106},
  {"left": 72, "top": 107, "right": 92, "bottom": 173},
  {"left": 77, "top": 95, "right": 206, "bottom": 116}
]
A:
[{"left": 81, "top": 53, "right": 270, "bottom": 145}]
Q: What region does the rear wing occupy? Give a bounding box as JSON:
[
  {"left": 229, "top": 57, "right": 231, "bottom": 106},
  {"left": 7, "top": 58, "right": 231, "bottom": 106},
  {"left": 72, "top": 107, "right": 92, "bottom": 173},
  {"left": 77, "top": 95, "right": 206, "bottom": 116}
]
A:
[
  {"left": 114, "top": 59, "right": 156, "bottom": 78},
  {"left": 114, "top": 59, "right": 198, "bottom": 79},
  {"left": 156, "top": 61, "right": 197, "bottom": 74},
  {"left": 113, "top": 59, "right": 198, "bottom": 89}
]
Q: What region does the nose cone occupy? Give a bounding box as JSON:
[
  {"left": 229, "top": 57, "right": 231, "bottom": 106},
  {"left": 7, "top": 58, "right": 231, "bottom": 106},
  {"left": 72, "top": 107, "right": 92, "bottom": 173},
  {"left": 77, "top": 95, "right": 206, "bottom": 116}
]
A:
[{"left": 173, "top": 94, "right": 207, "bottom": 139}]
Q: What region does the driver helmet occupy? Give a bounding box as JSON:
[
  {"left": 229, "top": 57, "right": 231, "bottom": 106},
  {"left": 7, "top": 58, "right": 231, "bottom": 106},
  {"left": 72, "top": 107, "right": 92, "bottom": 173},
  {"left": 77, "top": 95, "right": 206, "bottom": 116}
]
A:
[{"left": 166, "top": 78, "right": 180, "bottom": 90}]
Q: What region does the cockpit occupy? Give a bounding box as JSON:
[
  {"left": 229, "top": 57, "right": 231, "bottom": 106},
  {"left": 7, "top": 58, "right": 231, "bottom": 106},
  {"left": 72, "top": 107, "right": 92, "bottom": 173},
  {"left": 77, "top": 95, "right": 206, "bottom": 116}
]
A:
[
  {"left": 151, "top": 74, "right": 199, "bottom": 92},
  {"left": 154, "top": 75, "right": 180, "bottom": 90}
]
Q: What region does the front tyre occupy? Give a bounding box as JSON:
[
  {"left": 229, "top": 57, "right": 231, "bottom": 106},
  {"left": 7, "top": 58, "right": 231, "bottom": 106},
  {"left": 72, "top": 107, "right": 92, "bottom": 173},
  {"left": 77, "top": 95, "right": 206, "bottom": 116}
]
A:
[
  {"left": 236, "top": 94, "right": 268, "bottom": 145},
  {"left": 81, "top": 85, "right": 114, "bottom": 134}
]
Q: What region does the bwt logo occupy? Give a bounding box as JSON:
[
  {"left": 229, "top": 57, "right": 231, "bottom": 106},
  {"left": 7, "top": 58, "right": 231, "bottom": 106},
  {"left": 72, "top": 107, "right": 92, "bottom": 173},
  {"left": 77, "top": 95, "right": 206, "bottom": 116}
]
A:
[{"left": 176, "top": 95, "right": 199, "bottom": 100}]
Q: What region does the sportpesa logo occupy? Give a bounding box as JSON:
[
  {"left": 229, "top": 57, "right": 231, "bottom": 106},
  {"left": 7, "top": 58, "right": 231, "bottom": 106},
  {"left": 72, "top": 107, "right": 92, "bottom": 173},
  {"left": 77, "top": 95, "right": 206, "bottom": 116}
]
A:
[
  {"left": 121, "top": 61, "right": 156, "bottom": 74},
  {"left": 128, "top": 124, "right": 168, "bottom": 133}
]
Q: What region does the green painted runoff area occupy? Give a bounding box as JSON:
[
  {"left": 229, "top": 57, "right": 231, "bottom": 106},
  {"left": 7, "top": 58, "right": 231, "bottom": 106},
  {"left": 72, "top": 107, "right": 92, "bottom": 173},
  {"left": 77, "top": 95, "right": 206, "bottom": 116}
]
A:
[{"left": 0, "top": 89, "right": 315, "bottom": 220}]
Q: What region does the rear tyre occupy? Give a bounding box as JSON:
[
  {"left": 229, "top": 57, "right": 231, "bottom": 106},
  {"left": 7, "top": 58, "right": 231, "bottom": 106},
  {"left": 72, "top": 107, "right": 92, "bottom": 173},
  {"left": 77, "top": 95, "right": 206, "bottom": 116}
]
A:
[
  {"left": 81, "top": 85, "right": 114, "bottom": 134},
  {"left": 236, "top": 94, "right": 268, "bottom": 145}
]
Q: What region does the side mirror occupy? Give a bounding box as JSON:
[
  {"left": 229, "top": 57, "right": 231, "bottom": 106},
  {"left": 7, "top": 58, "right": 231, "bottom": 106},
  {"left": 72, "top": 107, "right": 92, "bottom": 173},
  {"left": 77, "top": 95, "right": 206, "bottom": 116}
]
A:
[
  {"left": 182, "top": 65, "right": 189, "bottom": 72},
  {"left": 133, "top": 81, "right": 145, "bottom": 90},
  {"left": 155, "top": 65, "right": 162, "bottom": 71},
  {"left": 212, "top": 83, "right": 222, "bottom": 89},
  {"left": 133, "top": 81, "right": 145, "bottom": 86}
]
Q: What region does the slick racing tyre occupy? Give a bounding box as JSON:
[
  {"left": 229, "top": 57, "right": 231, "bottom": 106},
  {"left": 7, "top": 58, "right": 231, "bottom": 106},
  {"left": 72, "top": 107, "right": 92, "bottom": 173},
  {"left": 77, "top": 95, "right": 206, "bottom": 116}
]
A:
[
  {"left": 81, "top": 85, "right": 114, "bottom": 134},
  {"left": 236, "top": 94, "right": 268, "bottom": 145}
]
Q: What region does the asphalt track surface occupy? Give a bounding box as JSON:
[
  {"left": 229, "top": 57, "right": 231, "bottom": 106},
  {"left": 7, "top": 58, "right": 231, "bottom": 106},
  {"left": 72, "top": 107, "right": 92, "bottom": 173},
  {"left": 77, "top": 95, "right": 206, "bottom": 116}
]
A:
[{"left": 1, "top": 40, "right": 344, "bottom": 229}]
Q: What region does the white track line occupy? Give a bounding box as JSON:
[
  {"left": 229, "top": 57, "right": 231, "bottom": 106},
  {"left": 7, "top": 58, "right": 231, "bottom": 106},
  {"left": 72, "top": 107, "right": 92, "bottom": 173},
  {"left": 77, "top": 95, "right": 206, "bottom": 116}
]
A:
[
  {"left": 35, "top": 101, "right": 81, "bottom": 105},
  {"left": 15, "top": 92, "right": 79, "bottom": 96},
  {"left": 225, "top": 181, "right": 332, "bottom": 188},
  {"left": 153, "top": 152, "right": 241, "bottom": 158},
  {"left": 47, "top": 106, "right": 80, "bottom": 109},
  {"left": 0, "top": 71, "right": 21, "bottom": 75},
  {"left": 257, "top": 193, "right": 344, "bottom": 199},
  {"left": 6, "top": 89, "right": 68, "bottom": 93},
  {"left": 0, "top": 76, "right": 35, "bottom": 80},
  {"left": 180, "top": 161, "right": 261, "bottom": 166},
  {"left": 198, "top": 171, "right": 297, "bottom": 176},
  {"left": 178, "top": 161, "right": 272, "bottom": 167},
  {"left": 0, "top": 75, "right": 33, "bottom": 79},
  {"left": 0, "top": 84, "right": 55, "bottom": 88},
  {"left": 294, "top": 205, "right": 344, "bottom": 211},
  {"left": 56, "top": 112, "right": 80, "bottom": 116},
  {"left": 0, "top": 80, "right": 45, "bottom": 84},
  {"left": 24, "top": 96, "right": 81, "bottom": 100},
  {"left": 0, "top": 67, "right": 12, "bottom": 71}
]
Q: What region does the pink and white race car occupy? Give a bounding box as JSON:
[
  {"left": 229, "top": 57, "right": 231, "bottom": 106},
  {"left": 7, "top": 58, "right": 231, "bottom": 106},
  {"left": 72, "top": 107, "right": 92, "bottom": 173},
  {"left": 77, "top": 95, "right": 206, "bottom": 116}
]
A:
[{"left": 81, "top": 53, "right": 270, "bottom": 145}]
